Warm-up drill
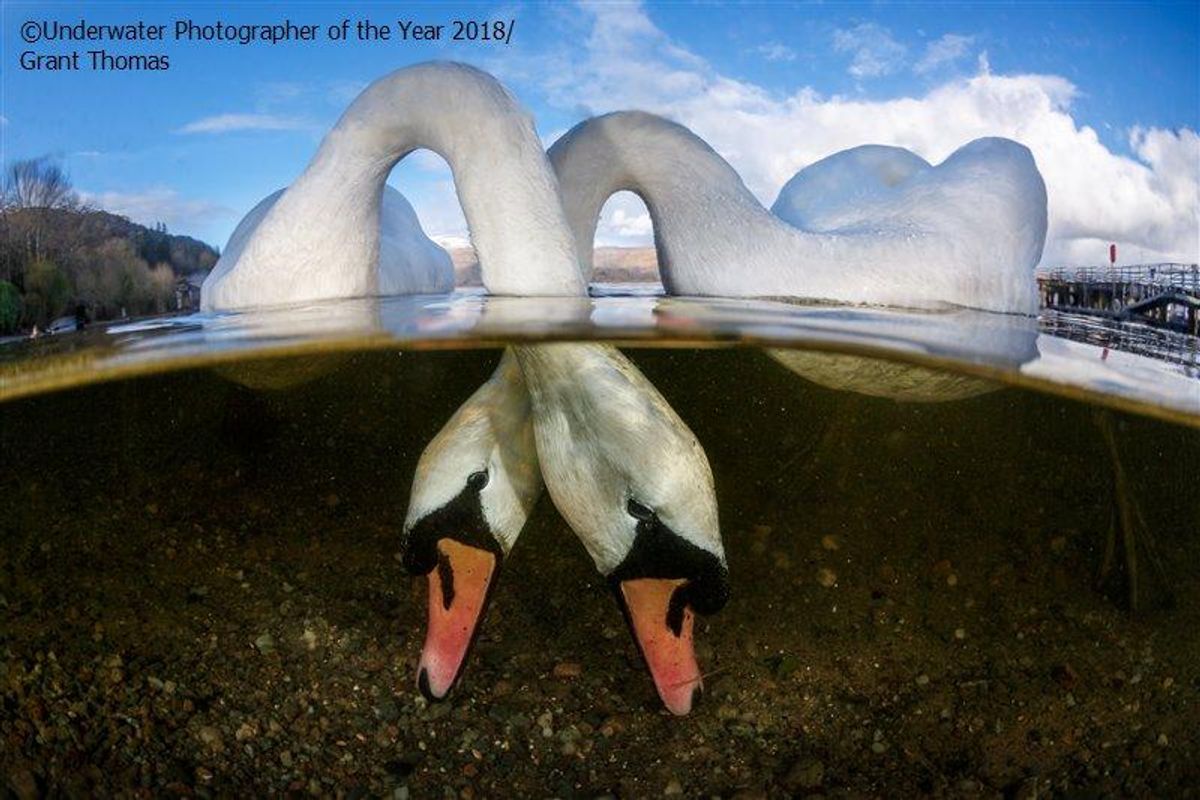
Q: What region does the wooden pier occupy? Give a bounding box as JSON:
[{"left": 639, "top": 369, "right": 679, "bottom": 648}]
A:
[{"left": 1037, "top": 263, "right": 1200, "bottom": 336}]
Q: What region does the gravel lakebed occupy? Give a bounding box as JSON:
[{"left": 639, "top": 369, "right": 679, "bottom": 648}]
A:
[{"left": 2, "top": 350, "right": 1197, "bottom": 797}]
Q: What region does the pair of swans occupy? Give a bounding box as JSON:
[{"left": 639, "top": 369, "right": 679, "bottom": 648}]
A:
[{"left": 201, "top": 62, "right": 1047, "bottom": 715}]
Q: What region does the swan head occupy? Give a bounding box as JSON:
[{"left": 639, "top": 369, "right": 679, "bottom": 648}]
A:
[
  {"left": 515, "top": 344, "right": 728, "bottom": 715},
  {"left": 399, "top": 352, "right": 540, "bottom": 700}
]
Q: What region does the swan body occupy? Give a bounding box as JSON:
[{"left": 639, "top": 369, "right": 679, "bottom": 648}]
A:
[
  {"left": 549, "top": 111, "right": 1047, "bottom": 314},
  {"left": 206, "top": 185, "right": 453, "bottom": 308},
  {"left": 202, "top": 61, "right": 584, "bottom": 311}
]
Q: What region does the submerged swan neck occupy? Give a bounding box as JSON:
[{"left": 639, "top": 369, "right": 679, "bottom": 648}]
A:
[
  {"left": 207, "top": 62, "right": 584, "bottom": 309},
  {"left": 548, "top": 111, "right": 768, "bottom": 278}
]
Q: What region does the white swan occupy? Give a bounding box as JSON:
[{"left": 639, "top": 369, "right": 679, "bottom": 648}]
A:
[
  {"left": 201, "top": 61, "right": 583, "bottom": 311},
  {"left": 548, "top": 112, "right": 1048, "bottom": 402},
  {"left": 548, "top": 111, "right": 1047, "bottom": 314}
]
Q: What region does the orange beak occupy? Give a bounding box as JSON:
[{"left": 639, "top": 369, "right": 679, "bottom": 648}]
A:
[
  {"left": 619, "top": 578, "right": 703, "bottom": 715},
  {"left": 417, "top": 538, "right": 498, "bottom": 700}
]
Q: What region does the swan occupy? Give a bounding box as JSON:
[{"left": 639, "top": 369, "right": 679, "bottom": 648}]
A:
[
  {"left": 548, "top": 112, "right": 1048, "bottom": 402},
  {"left": 548, "top": 111, "right": 1047, "bottom": 314},
  {"left": 200, "top": 61, "right": 583, "bottom": 311}
]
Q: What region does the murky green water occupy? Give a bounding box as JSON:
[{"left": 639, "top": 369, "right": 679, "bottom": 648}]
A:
[{"left": 1, "top": 293, "right": 1197, "bottom": 796}]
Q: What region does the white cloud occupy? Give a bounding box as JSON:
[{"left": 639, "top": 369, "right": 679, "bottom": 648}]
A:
[
  {"left": 175, "top": 113, "right": 308, "bottom": 135},
  {"left": 79, "top": 187, "right": 232, "bottom": 232},
  {"left": 915, "top": 34, "right": 974, "bottom": 74},
  {"left": 509, "top": 1, "right": 1198, "bottom": 265},
  {"left": 757, "top": 43, "right": 797, "bottom": 63},
  {"left": 833, "top": 23, "right": 907, "bottom": 79}
]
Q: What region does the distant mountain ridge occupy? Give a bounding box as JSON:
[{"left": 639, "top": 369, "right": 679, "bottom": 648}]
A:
[{"left": 447, "top": 245, "right": 660, "bottom": 285}]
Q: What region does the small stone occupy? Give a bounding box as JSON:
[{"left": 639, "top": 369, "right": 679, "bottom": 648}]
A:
[
  {"left": 254, "top": 633, "right": 275, "bottom": 654},
  {"left": 235, "top": 722, "right": 256, "bottom": 741},
  {"left": 194, "top": 766, "right": 213, "bottom": 783},
  {"left": 552, "top": 662, "right": 582, "bottom": 679},
  {"left": 915, "top": 674, "right": 930, "bottom": 686},
  {"left": 954, "top": 628, "right": 966, "bottom": 640},
  {"left": 871, "top": 741, "right": 887, "bottom": 754},
  {"left": 1157, "top": 733, "right": 1169, "bottom": 747},
  {"left": 197, "top": 726, "right": 224, "bottom": 753},
  {"left": 784, "top": 758, "right": 825, "bottom": 790},
  {"left": 664, "top": 778, "right": 684, "bottom": 796},
  {"left": 1051, "top": 662, "right": 1078, "bottom": 689},
  {"left": 820, "top": 535, "right": 840, "bottom": 551},
  {"left": 946, "top": 573, "right": 958, "bottom": 587},
  {"left": 301, "top": 628, "right": 318, "bottom": 650},
  {"left": 280, "top": 750, "right": 294, "bottom": 767},
  {"left": 1162, "top": 677, "right": 1174, "bottom": 689},
  {"left": 817, "top": 568, "right": 837, "bottom": 588}
]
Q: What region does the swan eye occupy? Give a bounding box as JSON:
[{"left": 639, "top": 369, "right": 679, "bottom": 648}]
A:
[
  {"left": 467, "top": 470, "right": 489, "bottom": 491},
  {"left": 626, "top": 498, "right": 655, "bottom": 521}
]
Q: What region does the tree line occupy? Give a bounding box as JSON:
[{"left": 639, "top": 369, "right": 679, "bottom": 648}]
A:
[{"left": 0, "top": 157, "right": 219, "bottom": 334}]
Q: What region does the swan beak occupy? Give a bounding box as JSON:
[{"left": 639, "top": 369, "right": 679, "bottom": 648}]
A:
[
  {"left": 619, "top": 578, "right": 702, "bottom": 715},
  {"left": 417, "top": 538, "right": 498, "bottom": 701}
]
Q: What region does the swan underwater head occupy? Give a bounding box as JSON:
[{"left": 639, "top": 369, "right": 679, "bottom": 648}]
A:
[
  {"left": 514, "top": 344, "right": 729, "bottom": 715},
  {"left": 399, "top": 351, "right": 543, "bottom": 700}
]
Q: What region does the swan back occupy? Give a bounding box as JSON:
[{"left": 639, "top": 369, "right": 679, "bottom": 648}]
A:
[{"left": 771, "top": 145, "right": 929, "bottom": 230}]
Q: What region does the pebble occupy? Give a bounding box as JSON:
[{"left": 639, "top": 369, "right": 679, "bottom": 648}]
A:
[
  {"left": 817, "top": 568, "right": 837, "bottom": 588},
  {"left": 254, "top": 633, "right": 275, "bottom": 655},
  {"left": 197, "top": 726, "right": 224, "bottom": 753},
  {"left": 954, "top": 628, "right": 967, "bottom": 640},
  {"left": 552, "top": 661, "right": 582, "bottom": 679},
  {"left": 820, "top": 535, "right": 840, "bottom": 551},
  {"left": 784, "top": 758, "right": 825, "bottom": 790},
  {"left": 664, "top": 778, "right": 684, "bottom": 795},
  {"left": 915, "top": 674, "right": 930, "bottom": 686},
  {"left": 870, "top": 741, "right": 888, "bottom": 754}
]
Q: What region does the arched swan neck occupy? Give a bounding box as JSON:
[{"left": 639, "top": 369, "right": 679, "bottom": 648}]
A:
[
  {"left": 319, "top": 62, "right": 584, "bottom": 295},
  {"left": 549, "top": 111, "right": 768, "bottom": 276},
  {"left": 223, "top": 62, "right": 584, "bottom": 305}
]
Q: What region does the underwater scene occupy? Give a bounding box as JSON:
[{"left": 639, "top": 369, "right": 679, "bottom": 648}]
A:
[{"left": 1, "top": 293, "right": 1197, "bottom": 797}]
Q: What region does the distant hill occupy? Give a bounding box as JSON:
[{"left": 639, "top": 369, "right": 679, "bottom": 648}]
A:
[
  {"left": 1, "top": 207, "right": 219, "bottom": 276},
  {"left": 0, "top": 206, "right": 220, "bottom": 331},
  {"left": 447, "top": 245, "right": 660, "bottom": 285}
]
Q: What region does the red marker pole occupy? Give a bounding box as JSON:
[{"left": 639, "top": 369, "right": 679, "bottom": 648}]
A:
[{"left": 1109, "top": 243, "right": 1117, "bottom": 265}]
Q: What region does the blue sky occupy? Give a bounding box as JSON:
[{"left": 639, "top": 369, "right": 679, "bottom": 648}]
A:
[{"left": 2, "top": 1, "right": 1197, "bottom": 262}]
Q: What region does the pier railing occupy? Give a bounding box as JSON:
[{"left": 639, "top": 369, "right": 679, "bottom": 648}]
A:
[{"left": 1036, "top": 262, "right": 1199, "bottom": 335}]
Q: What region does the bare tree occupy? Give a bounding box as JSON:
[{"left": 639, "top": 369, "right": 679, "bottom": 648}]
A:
[{"left": 3, "top": 157, "right": 78, "bottom": 210}]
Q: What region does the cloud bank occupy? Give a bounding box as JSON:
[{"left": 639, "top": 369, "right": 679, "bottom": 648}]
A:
[{"left": 509, "top": 2, "right": 1198, "bottom": 265}]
